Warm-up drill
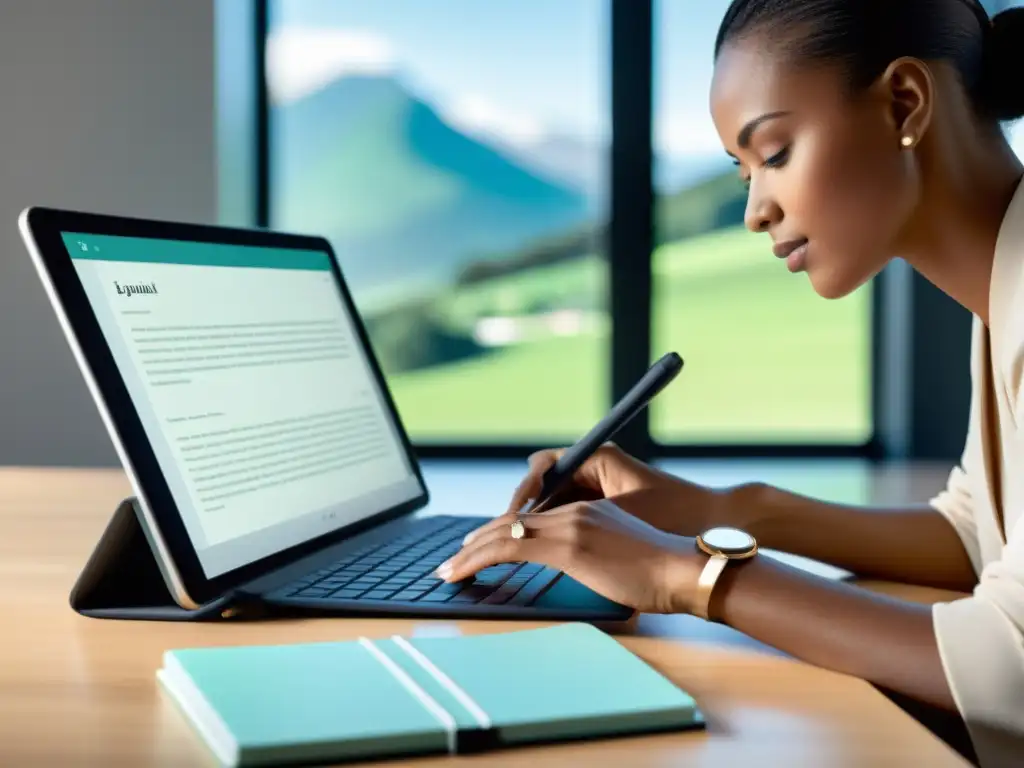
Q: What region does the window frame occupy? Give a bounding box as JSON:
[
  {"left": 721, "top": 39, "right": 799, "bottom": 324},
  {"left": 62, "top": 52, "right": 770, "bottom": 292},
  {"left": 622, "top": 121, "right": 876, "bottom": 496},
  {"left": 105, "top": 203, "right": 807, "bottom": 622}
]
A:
[{"left": 237, "top": 0, "right": 927, "bottom": 462}]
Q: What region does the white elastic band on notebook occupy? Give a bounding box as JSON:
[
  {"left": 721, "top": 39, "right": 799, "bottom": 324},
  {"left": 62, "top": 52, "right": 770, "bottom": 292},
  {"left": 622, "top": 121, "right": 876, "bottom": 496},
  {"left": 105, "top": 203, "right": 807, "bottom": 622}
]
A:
[
  {"left": 391, "top": 635, "right": 492, "bottom": 729},
  {"left": 357, "top": 637, "right": 458, "bottom": 753}
]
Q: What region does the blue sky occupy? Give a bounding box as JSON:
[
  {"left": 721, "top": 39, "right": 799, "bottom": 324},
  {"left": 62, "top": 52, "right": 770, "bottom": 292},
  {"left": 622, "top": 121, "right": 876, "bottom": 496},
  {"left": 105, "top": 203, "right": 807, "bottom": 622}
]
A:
[{"left": 269, "top": 0, "right": 733, "bottom": 162}]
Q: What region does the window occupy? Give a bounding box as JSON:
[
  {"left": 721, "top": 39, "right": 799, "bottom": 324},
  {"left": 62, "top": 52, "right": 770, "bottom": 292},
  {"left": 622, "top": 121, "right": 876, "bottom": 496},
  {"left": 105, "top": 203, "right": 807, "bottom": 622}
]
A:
[
  {"left": 266, "top": 1, "right": 610, "bottom": 444},
  {"left": 649, "top": 0, "right": 873, "bottom": 445},
  {"left": 252, "top": 0, "right": 885, "bottom": 457}
]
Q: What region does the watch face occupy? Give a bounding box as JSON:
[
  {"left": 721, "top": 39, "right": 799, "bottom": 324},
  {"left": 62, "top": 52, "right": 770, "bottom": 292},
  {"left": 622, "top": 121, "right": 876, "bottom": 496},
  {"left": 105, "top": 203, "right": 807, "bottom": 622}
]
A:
[{"left": 701, "top": 526, "right": 755, "bottom": 554}]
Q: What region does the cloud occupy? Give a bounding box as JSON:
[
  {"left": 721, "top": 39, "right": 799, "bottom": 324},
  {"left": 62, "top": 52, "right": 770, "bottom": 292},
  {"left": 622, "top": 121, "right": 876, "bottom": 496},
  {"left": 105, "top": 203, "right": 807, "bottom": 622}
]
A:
[
  {"left": 441, "top": 95, "right": 546, "bottom": 146},
  {"left": 265, "top": 27, "right": 397, "bottom": 105},
  {"left": 656, "top": 113, "right": 727, "bottom": 159},
  {"left": 265, "top": 26, "right": 550, "bottom": 148}
]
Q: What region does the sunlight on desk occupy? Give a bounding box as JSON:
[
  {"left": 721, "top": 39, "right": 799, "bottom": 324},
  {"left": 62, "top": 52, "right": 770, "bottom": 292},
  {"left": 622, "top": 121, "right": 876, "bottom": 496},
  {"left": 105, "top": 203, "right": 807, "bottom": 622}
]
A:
[{"left": 417, "top": 457, "right": 953, "bottom": 513}]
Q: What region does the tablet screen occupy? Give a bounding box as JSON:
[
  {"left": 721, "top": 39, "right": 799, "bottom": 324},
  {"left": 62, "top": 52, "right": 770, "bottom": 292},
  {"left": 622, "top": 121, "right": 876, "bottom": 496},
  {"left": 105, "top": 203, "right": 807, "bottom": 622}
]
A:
[{"left": 61, "top": 232, "right": 421, "bottom": 578}]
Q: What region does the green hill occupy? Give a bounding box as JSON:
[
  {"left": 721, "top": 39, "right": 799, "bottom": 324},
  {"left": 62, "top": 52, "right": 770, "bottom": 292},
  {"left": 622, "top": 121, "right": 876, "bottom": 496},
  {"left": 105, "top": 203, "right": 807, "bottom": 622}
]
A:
[
  {"left": 655, "top": 169, "right": 747, "bottom": 243},
  {"left": 384, "top": 225, "right": 871, "bottom": 443}
]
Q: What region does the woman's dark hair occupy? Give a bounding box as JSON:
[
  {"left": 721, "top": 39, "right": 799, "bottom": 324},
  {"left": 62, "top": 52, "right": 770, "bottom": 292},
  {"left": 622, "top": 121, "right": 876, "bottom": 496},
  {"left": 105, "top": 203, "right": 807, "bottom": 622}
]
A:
[{"left": 714, "top": 0, "right": 1024, "bottom": 123}]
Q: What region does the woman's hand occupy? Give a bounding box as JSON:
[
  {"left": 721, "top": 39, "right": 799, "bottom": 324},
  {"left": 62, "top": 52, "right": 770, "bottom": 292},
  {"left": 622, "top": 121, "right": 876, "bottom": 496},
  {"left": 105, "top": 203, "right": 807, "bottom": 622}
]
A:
[
  {"left": 464, "top": 443, "right": 730, "bottom": 545},
  {"left": 436, "top": 498, "right": 700, "bottom": 614}
]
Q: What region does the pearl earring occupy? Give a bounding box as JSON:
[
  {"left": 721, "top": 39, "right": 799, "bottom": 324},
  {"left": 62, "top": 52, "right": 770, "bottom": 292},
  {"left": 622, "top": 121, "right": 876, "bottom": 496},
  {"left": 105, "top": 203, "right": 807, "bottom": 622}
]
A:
[{"left": 901, "top": 135, "right": 914, "bottom": 148}]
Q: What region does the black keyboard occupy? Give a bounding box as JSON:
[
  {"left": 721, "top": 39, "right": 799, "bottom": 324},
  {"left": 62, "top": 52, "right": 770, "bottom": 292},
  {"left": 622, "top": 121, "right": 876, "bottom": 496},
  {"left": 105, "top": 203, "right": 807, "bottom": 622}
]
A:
[{"left": 282, "top": 515, "right": 559, "bottom": 607}]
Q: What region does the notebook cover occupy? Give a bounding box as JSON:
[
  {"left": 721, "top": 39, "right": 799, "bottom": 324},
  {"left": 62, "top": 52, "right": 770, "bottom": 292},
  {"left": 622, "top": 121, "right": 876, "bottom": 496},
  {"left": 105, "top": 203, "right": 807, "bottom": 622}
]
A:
[{"left": 158, "top": 622, "right": 702, "bottom": 766}]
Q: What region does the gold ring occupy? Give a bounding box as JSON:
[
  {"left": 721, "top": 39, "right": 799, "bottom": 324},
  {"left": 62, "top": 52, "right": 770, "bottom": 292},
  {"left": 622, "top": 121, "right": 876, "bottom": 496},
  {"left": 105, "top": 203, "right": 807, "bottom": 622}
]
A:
[{"left": 510, "top": 519, "right": 526, "bottom": 539}]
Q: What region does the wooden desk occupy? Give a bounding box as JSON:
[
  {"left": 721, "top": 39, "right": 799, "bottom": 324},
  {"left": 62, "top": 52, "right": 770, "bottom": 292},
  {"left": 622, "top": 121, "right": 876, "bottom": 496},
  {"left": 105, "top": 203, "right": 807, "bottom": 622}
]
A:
[{"left": 0, "top": 463, "right": 972, "bottom": 767}]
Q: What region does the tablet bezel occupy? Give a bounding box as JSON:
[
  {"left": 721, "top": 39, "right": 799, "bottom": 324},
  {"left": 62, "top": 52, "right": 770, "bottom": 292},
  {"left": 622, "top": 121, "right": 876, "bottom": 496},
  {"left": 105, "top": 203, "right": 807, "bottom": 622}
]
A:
[{"left": 20, "top": 206, "right": 430, "bottom": 606}]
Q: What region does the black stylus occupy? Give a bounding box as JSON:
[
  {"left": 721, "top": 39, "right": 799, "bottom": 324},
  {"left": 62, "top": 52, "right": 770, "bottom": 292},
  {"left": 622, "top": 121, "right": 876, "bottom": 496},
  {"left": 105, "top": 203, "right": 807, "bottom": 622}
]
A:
[{"left": 525, "top": 351, "right": 684, "bottom": 513}]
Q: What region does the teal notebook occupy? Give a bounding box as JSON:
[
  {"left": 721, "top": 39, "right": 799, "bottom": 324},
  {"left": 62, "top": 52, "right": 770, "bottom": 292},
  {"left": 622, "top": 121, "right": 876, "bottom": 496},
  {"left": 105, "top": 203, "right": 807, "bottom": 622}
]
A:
[{"left": 157, "top": 622, "right": 704, "bottom": 766}]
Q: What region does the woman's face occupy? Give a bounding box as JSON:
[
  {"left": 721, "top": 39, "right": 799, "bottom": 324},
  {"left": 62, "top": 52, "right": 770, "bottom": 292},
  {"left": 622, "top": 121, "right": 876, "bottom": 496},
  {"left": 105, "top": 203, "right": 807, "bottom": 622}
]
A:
[{"left": 709, "top": 40, "right": 918, "bottom": 299}]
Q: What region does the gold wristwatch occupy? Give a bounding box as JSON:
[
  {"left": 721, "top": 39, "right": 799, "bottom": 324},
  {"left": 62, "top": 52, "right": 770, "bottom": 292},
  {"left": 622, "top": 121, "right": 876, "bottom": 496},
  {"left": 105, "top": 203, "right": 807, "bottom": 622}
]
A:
[{"left": 692, "top": 526, "right": 758, "bottom": 621}]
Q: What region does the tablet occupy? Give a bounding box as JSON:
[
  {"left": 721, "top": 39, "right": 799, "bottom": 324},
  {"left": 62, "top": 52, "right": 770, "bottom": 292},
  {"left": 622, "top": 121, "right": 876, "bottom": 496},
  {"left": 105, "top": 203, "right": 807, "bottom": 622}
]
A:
[{"left": 19, "top": 207, "right": 429, "bottom": 607}]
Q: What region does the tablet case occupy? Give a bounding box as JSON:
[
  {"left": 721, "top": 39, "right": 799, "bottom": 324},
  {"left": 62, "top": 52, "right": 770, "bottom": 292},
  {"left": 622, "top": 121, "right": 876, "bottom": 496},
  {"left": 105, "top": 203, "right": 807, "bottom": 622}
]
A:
[{"left": 69, "top": 496, "right": 249, "bottom": 621}]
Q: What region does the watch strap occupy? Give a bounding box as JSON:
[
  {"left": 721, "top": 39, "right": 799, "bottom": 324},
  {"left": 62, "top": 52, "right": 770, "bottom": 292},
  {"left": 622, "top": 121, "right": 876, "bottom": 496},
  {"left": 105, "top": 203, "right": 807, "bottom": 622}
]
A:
[{"left": 692, "top": 553, "right": 728, "bottom": 621}]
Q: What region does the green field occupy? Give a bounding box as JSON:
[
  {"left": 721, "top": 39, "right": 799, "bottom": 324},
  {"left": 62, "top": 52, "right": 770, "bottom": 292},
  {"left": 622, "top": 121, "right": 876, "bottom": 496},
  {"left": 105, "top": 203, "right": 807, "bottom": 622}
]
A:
[{"left": 384, "top": 226, "right": 872, "bottom": 444}]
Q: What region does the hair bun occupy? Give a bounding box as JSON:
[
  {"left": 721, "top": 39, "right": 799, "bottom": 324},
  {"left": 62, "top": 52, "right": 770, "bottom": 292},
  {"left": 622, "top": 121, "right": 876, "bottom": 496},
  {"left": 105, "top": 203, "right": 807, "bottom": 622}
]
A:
[{"left": 979, "top": 7, "right": 1024, "bottom": 121}]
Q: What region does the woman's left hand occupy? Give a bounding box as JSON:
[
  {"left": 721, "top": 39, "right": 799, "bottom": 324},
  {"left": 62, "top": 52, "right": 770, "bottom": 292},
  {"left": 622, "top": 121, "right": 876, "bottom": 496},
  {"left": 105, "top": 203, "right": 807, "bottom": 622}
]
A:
[{"left": 434, "top": 499, "right": 701, "bottom": 614}]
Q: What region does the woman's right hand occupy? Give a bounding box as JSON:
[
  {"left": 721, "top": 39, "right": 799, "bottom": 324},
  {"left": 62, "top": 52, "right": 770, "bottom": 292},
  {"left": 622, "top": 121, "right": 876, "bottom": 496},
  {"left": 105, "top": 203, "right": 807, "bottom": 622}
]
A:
[{"left": 464, "top": 443, "right": 735, "bottom": 544}]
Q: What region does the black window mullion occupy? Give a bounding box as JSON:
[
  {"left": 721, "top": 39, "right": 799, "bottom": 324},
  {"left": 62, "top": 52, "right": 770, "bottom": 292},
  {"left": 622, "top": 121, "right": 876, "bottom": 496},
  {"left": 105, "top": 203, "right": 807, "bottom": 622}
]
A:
[
  {"left": 254, "top": 0, "right": 270, "bottom": 229},
  {"left": 609, "top": 0, "right": 655, "bottom": 460}
]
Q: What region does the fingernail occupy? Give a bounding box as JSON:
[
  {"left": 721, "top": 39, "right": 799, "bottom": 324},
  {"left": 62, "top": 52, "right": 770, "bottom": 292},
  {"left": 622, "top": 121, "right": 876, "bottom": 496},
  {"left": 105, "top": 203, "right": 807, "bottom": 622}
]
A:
[
  {"left": 462, "top": 530, "right": 477, "bottom": 546},
  {"left": 435, "top": 560, "right": 453, "bottom": 580}
]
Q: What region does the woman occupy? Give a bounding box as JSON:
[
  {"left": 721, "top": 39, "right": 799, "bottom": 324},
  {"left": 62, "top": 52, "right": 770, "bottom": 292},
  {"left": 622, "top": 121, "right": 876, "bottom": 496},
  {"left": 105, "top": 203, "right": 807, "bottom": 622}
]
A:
[{"left": 438, "top": 1, "right": 1024, "bottom": 765}]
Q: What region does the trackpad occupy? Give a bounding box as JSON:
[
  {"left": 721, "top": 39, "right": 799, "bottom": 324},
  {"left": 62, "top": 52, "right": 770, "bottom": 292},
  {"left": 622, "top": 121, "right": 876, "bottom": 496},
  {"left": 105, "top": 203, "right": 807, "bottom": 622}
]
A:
[{"left": 533, "top": 574, "right": 625, "bottom": 612}]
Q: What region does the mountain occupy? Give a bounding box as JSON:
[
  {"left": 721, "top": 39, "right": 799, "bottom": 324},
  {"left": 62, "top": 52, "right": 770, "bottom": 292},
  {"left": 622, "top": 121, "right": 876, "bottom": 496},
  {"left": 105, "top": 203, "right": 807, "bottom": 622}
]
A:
[
  {"left": 495, "top": 134, "right": 604, "bottom": 202},
  {"left": 492, "top": 138, "right": 734, "bottom": 209},
  {"left": 271, "top": 76, "right": 589, "bottom": 307}
]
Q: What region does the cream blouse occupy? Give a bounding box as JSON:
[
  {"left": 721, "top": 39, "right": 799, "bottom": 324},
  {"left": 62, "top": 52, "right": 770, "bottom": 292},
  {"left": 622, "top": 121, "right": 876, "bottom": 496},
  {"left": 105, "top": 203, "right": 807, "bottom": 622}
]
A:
[{"left": 930, "top": 177, "right": 1024, "bottom": 768}]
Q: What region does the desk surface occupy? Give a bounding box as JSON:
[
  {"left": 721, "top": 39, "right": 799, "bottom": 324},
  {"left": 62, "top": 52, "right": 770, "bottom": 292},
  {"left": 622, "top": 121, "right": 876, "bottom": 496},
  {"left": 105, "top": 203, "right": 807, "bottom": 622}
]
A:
[{"left": 0, "top": 461, "right": 971, "bottom": 767}]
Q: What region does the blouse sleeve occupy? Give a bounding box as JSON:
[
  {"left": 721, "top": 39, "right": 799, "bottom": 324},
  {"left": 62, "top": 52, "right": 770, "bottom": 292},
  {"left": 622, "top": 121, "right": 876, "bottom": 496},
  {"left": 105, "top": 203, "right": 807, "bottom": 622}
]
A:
[{"left": 931, "top": 521, "right": 1024, "bottom": 768}]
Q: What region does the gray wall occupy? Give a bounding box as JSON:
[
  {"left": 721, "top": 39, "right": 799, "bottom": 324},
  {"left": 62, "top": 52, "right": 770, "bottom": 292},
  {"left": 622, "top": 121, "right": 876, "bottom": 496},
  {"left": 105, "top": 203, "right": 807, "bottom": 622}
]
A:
[{"left": 0, "top": 0, "right": 215, "bottom": 467}]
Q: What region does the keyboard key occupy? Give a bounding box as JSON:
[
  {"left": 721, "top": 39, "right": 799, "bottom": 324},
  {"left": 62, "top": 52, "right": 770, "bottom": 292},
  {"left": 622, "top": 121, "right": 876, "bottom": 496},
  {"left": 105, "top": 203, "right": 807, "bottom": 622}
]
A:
[
  {"left": 509, "top": 570, "right": 560, "bottom": 606},
  {"left": 474, "top": 565, "right": 519, "bottom": 587},
  {"left": 397, "top": 572, "right": 427, "bottom": 585},
  {"left": 431, "top": 582, "right": 463, "bottom": 596},
  {"left": 363, "top": 589, "right": 395, "bottom": 600},
  {"left": 390, "top": 590, "right": 426, "bottom": 602},
  {"left": 333, "top": 588, "right": 366, "bottom": 599},
  {"left": 420, "top": 590, "right": 456, "bottom": 602},
  {"left": 296, "top": 587, "right": 333, "bottom": 598},
  {"left": 348, "top": 579, "right": 379, "bottom": 589},
  {"left": 480, "top": 582, "right": 522, "bottom": 605},
  {"left": 450, "top": 585, "right": 493, "bottom": 603}
]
